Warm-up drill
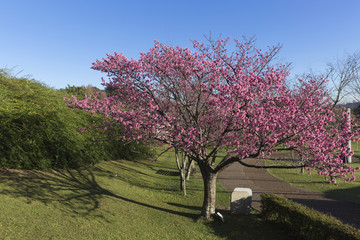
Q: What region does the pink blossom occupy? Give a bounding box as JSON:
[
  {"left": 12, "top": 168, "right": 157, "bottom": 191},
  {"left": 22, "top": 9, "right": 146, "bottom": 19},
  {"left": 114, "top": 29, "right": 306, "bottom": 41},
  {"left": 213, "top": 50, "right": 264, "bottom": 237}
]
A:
[{"left": 65, "top": 37, "right": 360, "bottom": 185}]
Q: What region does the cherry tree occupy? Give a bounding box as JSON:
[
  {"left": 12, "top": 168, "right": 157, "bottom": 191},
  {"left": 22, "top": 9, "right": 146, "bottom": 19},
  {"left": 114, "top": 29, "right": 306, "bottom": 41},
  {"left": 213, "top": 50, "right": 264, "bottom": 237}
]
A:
[{"left": 67, "top": 38, "right": 360, "bottom": 220}]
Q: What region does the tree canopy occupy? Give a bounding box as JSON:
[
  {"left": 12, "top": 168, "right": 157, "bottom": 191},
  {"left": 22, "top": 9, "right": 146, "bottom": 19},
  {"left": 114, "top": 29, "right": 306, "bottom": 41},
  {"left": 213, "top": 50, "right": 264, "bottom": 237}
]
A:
[{"left": 67, "top": 38, "right": 360, "bottom": 219}]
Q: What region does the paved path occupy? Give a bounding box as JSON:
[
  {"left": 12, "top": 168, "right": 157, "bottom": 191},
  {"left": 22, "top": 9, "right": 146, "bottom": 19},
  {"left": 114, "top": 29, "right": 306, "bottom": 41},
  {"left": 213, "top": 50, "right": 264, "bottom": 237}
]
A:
[{"left": 218, "top": 158, "right": 360, "bottom": 228}]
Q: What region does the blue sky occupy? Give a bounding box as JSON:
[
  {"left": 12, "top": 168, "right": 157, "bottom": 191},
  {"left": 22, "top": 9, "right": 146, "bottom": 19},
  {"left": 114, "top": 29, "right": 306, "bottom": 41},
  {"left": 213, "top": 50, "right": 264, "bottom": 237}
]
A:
[{"left": 1, "top": 0, "right": 359, "bottom": 89}]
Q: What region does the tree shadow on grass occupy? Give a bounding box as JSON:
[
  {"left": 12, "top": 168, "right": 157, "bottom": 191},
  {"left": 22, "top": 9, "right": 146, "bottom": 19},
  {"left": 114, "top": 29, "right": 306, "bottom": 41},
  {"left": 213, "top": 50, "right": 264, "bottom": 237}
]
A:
[
  {"left": 166, "top": 202, "right": 202, "bottom": 211},
  {"left": 93, "top": 161, "right": 186, "bottom": 192},
  {"left": 0, "top": 167, "right": 198, "bottom": 221},
  {"left": 0, "top": 167, "right": 302, "bottom": 239},
  {"left": 203, "top": 210, "right": 295, "bottom": 240},
  {"left": 93, "top": 161, "right": 205, "bottom": 193},
  {"left": 165, "top": 203, "right": 295, "bottom": 239}
]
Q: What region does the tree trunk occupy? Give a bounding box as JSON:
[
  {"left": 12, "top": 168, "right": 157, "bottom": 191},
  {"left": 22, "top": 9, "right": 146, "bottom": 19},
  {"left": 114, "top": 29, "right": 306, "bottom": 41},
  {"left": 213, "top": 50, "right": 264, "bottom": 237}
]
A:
[
  {"left": 180, "top": 171, "right": 186, "bottom": 196},
  {"left": 186, "top": 159, "right": 195, "bottom": 181},
  {"left": 198, "top": 162, "right": 218, "bottom": 220},
  {"left": 300, "top": 157, "right": 304, "bottom": 174},
  {"left": 175, "top": 148, "right": 187, "bottom": 196}
]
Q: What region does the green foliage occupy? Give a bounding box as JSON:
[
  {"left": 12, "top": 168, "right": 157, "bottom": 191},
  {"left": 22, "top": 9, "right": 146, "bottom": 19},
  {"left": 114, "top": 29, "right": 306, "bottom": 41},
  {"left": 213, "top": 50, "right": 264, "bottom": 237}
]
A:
[
  {"left": 261, "top": 193, "right": 360, "bottom": 240},
  {"left": 58, "top": 84, "right": 89, "bottom": 98},
  {"left": 0, "top": 69, "right": 150, "bottom": 169}
]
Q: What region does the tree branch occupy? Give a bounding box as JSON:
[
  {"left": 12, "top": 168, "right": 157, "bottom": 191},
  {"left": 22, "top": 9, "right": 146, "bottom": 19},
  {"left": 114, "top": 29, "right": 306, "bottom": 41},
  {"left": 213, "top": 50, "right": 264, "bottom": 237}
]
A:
[{"left": 237, "top": 158, "right": 307, "bottom": 169}]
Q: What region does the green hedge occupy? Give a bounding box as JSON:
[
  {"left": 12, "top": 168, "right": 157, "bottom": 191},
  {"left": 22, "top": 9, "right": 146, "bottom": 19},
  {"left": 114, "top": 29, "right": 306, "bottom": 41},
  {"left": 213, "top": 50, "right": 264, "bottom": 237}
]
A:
[
  {"left": 261, "top": 193, "right": 360, "bottom": 240},
  {"left": 0, "top": 69, "right": 150, "bottom": 169}
]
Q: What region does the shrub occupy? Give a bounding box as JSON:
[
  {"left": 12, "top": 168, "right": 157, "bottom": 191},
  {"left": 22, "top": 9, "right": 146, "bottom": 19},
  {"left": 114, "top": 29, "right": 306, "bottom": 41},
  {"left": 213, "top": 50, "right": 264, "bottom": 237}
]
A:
[
  {"left": 0, "top": 69, "right": 150, "bottom": 169},
  {"left": 261, "top": 193, "right": 360, "bottom": 240}
]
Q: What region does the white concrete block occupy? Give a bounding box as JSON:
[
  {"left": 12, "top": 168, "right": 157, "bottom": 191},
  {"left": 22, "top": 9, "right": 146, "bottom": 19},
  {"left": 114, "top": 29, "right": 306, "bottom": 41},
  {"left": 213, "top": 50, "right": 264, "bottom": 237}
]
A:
[{"left": 230, "top": 188, "right": 252, "bottom": 214}]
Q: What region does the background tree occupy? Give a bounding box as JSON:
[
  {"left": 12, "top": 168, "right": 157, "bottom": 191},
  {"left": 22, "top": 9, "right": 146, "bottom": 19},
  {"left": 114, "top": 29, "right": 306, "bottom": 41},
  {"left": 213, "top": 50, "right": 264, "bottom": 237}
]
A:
[
  {"left": 67, "top": 38, "right": 360, "bottom": 220},
  {"left": 174, "top": 148, "right": 193, "bottom": 196},
  {"left": 325, "top": 51, "right": 360, "bottom": 106}
]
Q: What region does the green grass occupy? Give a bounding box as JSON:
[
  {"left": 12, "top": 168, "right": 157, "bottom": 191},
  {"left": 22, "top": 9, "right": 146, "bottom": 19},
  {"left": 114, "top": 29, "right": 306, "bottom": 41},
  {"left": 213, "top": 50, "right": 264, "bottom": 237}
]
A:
[
  {"left": 352, "top": 140, "right": 360, "bottom": 158},
  {"left": 0, "top": 151, "right": 291, "bottom": 240},
  {"left": 267, "top": 159, "right": 360, "bottom": 204}
]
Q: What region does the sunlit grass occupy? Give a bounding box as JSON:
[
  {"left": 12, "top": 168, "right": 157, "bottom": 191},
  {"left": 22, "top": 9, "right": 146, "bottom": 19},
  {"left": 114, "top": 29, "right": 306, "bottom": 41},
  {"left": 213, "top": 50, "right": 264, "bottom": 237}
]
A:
[
  {"left": 0, "top": 150, "right": 291, "bottom": 240},
  {"left": 351, "top": 140, "right": 360, "bottom": 158},
  {"left": 267, "top": 159, "right": 360, "bottom": 204}
]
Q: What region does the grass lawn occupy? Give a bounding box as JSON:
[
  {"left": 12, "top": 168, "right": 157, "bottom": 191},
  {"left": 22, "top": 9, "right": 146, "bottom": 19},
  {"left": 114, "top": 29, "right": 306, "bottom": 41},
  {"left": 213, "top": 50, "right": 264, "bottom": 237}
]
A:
[
  {"left": 0, "top": 150, "right": 291, "bottom": 240},
  {"left": 267, "top": 159, "right": 360, "bottom": 205}
]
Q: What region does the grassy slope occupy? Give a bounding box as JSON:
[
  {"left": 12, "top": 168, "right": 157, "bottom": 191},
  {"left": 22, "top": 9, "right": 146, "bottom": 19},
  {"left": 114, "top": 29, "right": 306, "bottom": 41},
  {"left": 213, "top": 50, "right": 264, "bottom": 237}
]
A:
[{"left": 0, "top": 151, "right": 290, "bottom": 240}]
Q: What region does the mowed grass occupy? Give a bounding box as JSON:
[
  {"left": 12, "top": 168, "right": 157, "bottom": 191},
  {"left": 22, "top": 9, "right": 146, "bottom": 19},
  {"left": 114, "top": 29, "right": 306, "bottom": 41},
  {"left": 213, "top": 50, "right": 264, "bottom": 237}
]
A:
[
  {"left": 0, "top": 151, "right": 291, "bottom": 240},
  {"left": 267, "top": 159, "right": 360, "bottom": 204}
]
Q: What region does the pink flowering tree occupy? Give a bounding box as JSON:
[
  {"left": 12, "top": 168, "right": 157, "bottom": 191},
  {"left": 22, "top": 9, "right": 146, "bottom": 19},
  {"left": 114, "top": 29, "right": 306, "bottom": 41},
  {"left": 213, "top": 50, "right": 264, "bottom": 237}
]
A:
[{"left": 67, "top": 38, "right": 360, "bottom": 220}]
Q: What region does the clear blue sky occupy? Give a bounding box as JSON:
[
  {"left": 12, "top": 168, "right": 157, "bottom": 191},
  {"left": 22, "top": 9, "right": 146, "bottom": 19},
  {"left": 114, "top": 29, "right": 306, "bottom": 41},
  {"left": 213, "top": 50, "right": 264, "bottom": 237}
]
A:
[{"left": 1, "top": 0, "right": 359, "bottom": 89}]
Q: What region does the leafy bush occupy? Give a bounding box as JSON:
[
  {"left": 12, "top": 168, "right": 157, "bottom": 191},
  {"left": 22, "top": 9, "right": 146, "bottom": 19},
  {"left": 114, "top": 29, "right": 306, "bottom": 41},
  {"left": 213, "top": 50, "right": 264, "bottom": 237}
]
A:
[
  {"left": 261, "top": 193, "right": 360, "bottom": 240},
  {"left": 0, "top": 69, "right": 150, "bottom": 169}
]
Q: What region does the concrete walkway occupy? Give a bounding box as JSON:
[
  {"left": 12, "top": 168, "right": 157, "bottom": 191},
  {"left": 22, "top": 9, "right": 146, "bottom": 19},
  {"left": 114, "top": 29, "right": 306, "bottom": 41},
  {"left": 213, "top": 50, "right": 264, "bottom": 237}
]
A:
[{"left": 218, "top": 158, "right": 360, "bottom": 228}]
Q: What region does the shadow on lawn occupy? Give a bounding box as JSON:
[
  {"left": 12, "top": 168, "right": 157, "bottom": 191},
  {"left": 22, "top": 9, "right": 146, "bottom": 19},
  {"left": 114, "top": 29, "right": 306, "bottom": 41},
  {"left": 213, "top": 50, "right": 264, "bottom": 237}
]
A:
[
  {"left": 0, "top": 167, "right": 198, "bottom": 220},
  {"left": 93, "top": 161, "right": 192, "bottom": 192},
  {"left": 325, "top": 186, "right": 360, "bottom": 204},
  {"left": 205, "top": 211, "right": 295, "bottom": 240},
  {"left": 166, "top": 202, "right": 202, "bottom": 211},
  {"left": 94, "top": 161, "right": 206, "bottom": 193},
  {"left": 0, "top": 167, "right": 296, "bottom": 239}
]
